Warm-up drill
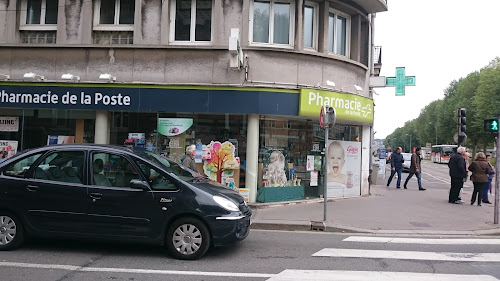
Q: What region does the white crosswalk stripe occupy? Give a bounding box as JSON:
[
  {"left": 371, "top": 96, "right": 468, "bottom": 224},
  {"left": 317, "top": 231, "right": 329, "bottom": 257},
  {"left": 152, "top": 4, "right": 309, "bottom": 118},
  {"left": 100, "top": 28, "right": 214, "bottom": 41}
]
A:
[
  {"left": 343, "top": 236, "right": 500, "bottom": 245},
  {"left": 266, "top": 270, "right": 499, "bottom": 281},
  {"left": 312, "top": 248, "right": 500, "bottom": 262}
]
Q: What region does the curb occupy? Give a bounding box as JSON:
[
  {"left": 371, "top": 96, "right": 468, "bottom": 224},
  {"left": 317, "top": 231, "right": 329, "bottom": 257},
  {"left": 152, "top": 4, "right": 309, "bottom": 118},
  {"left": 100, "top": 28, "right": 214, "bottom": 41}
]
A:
[{"left": 250, "top": 219, "right": 500, "bottom": 236}]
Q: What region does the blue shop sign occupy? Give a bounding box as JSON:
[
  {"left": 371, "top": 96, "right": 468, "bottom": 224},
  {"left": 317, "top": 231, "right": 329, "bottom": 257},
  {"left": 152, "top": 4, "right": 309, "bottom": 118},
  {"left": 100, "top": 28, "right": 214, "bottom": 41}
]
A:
[{"left": 0, "top": 85, "right": 299, "bottom": 116}]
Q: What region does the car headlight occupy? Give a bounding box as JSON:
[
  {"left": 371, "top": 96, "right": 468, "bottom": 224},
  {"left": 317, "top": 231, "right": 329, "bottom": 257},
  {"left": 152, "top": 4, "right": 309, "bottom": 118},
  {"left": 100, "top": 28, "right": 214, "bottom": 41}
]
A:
[{"left": 213, "top": 196, "right": 239, "bottom": 212}]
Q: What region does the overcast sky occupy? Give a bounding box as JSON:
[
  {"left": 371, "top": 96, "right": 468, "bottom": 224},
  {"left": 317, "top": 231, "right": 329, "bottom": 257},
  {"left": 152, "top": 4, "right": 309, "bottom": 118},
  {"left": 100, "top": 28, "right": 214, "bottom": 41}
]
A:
[{"left": 372, "top": 0, "right": 500, "bottom": 139}]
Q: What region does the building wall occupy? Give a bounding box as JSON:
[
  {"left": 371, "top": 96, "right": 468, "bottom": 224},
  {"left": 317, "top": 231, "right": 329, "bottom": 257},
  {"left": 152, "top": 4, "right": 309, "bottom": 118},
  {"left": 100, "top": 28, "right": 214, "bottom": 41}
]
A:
[{"left": 0, "top": 0, "right": 374, "bottom": 93}]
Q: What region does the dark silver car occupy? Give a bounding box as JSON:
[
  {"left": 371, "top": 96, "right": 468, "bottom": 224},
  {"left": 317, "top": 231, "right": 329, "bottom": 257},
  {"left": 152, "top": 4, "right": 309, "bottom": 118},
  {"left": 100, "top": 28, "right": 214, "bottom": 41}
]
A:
[{"left": 0, "top": 144, "right": 251, "bottom": 260}]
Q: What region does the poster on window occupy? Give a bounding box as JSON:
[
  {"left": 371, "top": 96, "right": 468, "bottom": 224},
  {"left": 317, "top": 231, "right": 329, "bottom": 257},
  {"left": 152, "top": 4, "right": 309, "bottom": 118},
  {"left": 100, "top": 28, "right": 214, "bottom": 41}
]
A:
[
  {"left": 326, "top": 140, "right": 361, "bottom": 198},
  {"left": 47, "top": 135, "right": 75, "bottom": 145},
  {"left": 0, "top": 140, "right": 18, "bottom": 159},
  {"left": 260, "top": 147, "right": 289, "bottom": 187},
  {"left": 0, "top": 117, "right": 19, "bottom": 132}
]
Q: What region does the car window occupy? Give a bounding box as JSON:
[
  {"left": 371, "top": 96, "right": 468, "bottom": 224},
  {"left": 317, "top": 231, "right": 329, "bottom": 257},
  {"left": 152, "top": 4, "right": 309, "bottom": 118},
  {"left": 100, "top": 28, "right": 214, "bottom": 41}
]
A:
[
  {"left": 92, "top": 152, "right": 141, "bottom": 188},
  {"left": 2, "top": 153, "right": 43, "bottom": 178},
  {"left": 35, "top": 151, "right": 84, "bottom": 184},
  {"left": 135, "top": 160, "right": 178, "bottom": 191},
  {"left": 138, "top": 150, "right": 198, "bottom": 182}
]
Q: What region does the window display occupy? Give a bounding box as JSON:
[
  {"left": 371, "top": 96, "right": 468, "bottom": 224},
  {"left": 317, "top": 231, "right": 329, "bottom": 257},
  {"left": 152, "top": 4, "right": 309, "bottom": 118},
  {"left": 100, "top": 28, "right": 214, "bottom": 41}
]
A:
[{"left": 257, "top": 116, "right": 360, "bottom": 202}]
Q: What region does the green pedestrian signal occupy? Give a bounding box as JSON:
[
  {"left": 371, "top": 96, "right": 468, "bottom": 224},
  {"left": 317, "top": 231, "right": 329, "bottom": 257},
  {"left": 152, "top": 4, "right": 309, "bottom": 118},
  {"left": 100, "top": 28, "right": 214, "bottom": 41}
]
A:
[{"left": 484, "top": 118, "right": 499, "bottom": 132}]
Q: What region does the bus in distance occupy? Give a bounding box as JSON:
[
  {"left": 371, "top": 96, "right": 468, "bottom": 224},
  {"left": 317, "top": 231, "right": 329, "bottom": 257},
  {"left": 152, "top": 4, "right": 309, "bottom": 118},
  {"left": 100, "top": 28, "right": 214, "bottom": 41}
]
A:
[{"left": 431, "top": 145, "right": 457, "bottom": 164}]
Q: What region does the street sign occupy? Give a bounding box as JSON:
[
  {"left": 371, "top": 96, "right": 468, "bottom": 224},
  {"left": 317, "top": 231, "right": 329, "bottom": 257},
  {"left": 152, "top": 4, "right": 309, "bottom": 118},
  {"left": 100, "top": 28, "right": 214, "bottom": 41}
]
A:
[
  {"left": 454, "top": 132, "right": 467, "bottom": 144},
  {"left": 386, "top": 67, "right": 416, "bottom": 96}
]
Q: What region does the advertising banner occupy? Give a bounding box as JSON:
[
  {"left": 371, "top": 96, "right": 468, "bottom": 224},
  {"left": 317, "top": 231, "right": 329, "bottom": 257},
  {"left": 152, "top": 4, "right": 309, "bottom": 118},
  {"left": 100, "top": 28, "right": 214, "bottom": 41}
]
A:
[
  {"left": 0, "top": 117, "right": 19, "bottom": 132},
  {"left": 326, "top": 140, "right": 361, "bottom": 198},
  {"left": 157, "top": 118, "right": 193, "bottom": 137},
  {"left": 0, "top": 140, "right": 18, "bottom": 159}
]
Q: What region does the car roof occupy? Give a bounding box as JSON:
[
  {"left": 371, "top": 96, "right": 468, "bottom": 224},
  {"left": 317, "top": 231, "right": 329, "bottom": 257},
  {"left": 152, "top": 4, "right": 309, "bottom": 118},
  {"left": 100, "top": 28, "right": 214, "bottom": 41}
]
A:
[{"left": 3, "top": 144, "right": 135, "bottom": 163}]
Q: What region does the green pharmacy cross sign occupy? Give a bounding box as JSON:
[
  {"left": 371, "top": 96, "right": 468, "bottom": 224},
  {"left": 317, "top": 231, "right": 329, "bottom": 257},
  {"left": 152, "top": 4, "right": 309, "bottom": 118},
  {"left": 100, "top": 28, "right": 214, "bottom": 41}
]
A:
[{"left": 386, "top": 67, "right": 416, "bottom": 96}]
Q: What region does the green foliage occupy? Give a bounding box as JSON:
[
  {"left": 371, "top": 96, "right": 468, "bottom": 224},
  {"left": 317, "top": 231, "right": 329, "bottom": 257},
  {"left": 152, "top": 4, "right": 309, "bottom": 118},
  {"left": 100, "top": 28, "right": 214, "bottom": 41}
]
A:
[{"left": 385, "top": 57, "right": 500, "bottom": 150}]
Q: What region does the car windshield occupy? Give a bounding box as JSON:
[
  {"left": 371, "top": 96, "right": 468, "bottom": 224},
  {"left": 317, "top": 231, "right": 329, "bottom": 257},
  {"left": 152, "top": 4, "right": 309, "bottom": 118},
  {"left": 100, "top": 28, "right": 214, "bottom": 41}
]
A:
[
  {"left": 131, "top": 148, "right": 204, "bottom": 182},
  {"left": 403, "top": 153, "right": 412, "bottom": 160},
  {"left": 442, "top": 147, "right": 454, "bottom": 156}
]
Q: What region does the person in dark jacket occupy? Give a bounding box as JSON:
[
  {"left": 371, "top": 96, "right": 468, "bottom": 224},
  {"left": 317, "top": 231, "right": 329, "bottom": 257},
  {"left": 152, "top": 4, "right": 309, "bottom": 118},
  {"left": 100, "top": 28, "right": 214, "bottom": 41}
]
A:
[
  {"left": 387, "top": 147, "right": 405, "bottom": 188},
  {"left": 482, "top": 154, "right": 495, "bottom": 204},
  {"left": 403, "top": 147, "right": 426, "bottom": 190},
  {"left": 181, "top": 144, "right": 198, "bottom": 172},
  {"left": 448, "top": 146, "right": 467, "bottom": 204},
  {"left": 468, "top": 152, "right": 491, "bottom": 206}
]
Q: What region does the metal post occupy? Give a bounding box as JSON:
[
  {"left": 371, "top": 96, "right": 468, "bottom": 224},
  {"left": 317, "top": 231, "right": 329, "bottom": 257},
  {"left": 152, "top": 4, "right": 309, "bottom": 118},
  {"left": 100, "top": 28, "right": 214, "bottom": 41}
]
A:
[
  {"left": 410, "top": 135, "right": 412, "bottom": 152},
  {"left": 323, "top": 125, "right": 329, "bottom": 222},
  {"left": 495, "top": 115, "right": 500, "bottom": 224}
]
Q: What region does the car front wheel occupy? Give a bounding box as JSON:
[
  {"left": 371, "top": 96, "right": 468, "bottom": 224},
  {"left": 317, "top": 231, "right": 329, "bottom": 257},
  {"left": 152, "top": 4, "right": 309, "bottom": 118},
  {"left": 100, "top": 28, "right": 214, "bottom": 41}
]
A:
[
  {"left": 0, "top": 212, "right": 24, "bottom": 250},
  {"left": 166, "top": 217, "right": 210, "bottom": 260}
]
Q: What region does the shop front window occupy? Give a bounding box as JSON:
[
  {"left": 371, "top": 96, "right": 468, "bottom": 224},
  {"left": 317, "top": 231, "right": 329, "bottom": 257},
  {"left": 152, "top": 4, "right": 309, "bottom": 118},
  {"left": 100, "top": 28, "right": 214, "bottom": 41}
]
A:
[
  {"left": 146, "top": 113, "right": 248, "bottom": 197},
  {"left": 257, "top": 117, "right": 360, "bottom": 203}
]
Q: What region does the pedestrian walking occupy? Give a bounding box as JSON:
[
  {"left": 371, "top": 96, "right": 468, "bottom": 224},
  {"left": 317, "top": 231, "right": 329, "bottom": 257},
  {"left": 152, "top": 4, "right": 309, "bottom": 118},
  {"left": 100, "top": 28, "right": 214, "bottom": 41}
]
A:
[
  {"left": 448, "top": 147, "right": 467, "bottom": 204},
  {"left": 387, "top": 147, "right": 404, "bottom": 189},
  {"left": 403, "top": 147, "right": 426, "bottom": 190},
  {"left": 482, "top": 155, "right": 495, "bottom": 204},
  {"left": 468, "top": 152, "right": 491, "bottom": 206}
]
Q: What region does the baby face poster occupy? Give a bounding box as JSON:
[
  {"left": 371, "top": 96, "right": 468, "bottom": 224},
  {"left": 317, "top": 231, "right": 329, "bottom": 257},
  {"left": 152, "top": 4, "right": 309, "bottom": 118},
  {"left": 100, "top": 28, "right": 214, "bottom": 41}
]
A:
[{"left": 326, "top": 140, "right": 361, "bottom": 198}]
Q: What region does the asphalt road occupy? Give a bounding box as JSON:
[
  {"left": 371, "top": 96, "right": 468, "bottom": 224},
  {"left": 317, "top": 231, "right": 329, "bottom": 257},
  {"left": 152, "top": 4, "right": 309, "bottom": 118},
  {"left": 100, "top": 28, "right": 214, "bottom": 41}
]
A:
[{"left": 2, "top": 230, "right": 500, "bottom": 281}]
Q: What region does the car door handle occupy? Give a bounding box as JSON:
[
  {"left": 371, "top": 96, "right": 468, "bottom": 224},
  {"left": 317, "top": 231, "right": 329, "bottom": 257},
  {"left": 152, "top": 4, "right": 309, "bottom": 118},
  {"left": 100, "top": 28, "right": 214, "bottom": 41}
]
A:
[
  {"left": 90, "top": 193, "right": 102, "bottom": 200},
  {"left": 27, "top": 185, "right": 39, "bottom": 192}
]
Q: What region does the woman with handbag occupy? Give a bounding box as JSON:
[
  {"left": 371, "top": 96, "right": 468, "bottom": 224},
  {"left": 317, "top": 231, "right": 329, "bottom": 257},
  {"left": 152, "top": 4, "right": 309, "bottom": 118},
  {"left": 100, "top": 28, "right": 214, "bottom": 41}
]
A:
[{"left": 468, "top": 152, "right": 490, "bottom": 206}]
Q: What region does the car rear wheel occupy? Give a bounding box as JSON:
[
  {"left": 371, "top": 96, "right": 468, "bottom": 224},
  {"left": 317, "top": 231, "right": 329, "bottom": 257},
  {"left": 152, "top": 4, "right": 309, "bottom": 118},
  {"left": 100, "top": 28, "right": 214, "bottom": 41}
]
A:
[
  {"left": 0, "top": 212, "right": 24, "bottom": 250},
  {"left": 166, "top": 217, "right": 210, "bottom": 260}
]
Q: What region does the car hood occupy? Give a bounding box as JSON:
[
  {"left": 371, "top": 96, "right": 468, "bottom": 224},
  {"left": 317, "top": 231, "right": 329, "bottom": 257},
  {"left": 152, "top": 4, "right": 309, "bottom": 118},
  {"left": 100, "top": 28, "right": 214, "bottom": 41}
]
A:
[{"left": 189, "top": 180, "right": 244, "bottom": 203}]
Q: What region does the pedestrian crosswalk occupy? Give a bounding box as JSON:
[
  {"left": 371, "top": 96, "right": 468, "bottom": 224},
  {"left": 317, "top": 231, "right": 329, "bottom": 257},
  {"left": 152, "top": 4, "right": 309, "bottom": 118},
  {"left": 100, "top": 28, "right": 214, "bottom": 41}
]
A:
[
  {"left": 312, "top": 248, "right": 500, "bottom": 262},
  {"left": 267, "top": 270, "right": 498, "bottom": 281},
  {"left": 267, "top": 235, "right": 500, "bottom": 281}
]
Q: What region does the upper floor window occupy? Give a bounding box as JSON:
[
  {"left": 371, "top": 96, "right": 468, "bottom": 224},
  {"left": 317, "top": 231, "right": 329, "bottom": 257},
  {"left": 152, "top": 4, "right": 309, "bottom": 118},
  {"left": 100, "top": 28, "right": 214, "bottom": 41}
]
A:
[
  {"left": 20, "top": 0, "right": 58, "bottom": 30},
  {"left": 170, "top": 0, "right": 213, "bottom": 43},
  {"left": 303, "top": 1, "right": 318, "bottom": 50},
  {"left": 328, "top": 9, "right": 350, "bottom": 56},
  {"left": 93, "top": 0, "right": 135, "bottom": 31},
  {"left": 250, "top": 0, "right": 294, "bottom": 47}
]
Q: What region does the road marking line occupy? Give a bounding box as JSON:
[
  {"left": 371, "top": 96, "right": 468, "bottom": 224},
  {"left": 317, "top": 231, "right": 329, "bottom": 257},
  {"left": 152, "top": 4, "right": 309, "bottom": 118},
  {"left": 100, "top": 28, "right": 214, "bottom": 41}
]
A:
[
  {"left": 266, "top": 269, "right": 499, "bottom": 281},
  {"left": 0, "top": 262, "right": 275, "bottom": 278},
  {"left": 343, "top": 236, "right": 500, "bottom": 245},
  {"left": 422, "top": 172, "right": 450, "bottom": 184},
  {"left": 313, "top": 248, "right": 500, "bottom": 262}
]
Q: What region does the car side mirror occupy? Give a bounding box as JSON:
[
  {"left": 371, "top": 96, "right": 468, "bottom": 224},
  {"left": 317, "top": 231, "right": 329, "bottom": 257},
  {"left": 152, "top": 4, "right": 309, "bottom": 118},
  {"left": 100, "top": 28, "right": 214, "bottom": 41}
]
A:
[{"left": 130, "top": 179, "right": 150, "bottom": 191}]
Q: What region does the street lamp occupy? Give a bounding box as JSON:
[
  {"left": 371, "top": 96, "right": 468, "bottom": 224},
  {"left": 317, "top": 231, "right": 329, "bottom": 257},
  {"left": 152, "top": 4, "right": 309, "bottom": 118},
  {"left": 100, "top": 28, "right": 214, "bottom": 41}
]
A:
[
  {"left": 406, "top": 134, "right": 412, "bottom": 152},
  {"left": 429, "top": 122, "right": 438, "bottom": 145}
]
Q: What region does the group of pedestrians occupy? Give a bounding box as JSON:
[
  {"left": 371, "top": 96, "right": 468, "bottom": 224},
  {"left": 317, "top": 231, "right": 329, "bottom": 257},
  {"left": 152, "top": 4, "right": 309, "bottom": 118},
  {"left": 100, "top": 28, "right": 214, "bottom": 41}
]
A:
[
  {"left": 448, "top": 147, "right": 495, "bottom": 205},
  {"left": 386, "top": 146, "right": 426, "bottom": 190}
]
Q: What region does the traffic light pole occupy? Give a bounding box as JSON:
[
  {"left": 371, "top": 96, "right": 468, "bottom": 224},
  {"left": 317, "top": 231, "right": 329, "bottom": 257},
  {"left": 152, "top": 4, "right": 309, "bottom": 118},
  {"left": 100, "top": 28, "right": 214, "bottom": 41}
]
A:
[
  {"left": 324, "top": 124, "right": 329, "bottom": 222},
  {"left": 495, "top": 115, "right": 500, "bottom": 224}
]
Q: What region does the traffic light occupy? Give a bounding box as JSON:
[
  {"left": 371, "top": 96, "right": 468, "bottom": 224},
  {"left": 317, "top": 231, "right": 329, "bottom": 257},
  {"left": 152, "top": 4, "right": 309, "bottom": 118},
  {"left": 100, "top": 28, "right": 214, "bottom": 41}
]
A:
[
  {"left": 457, "top": 108, "right": 466, "bottom": 134},
  {"left": 484, "top": 118, "right": 499, "bottom": 133}
]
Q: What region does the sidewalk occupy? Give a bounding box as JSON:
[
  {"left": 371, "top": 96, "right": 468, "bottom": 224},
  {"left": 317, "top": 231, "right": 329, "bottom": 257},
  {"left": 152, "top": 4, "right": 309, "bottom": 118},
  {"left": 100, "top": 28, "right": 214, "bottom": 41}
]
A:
[{"left": 249, "top": 174, "right": 500, "bottom": 236}]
